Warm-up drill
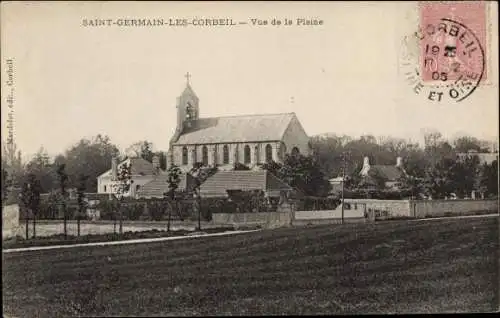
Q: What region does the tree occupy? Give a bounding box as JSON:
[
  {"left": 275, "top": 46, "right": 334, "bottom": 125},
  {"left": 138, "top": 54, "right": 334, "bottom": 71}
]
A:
[
  {"left": 396, "top": 173, "right": 423, "bottom": 199},
  {"left": 480, "top": 160, "right": 498, "bottom": 197},
  {"left": 453, "top": 136, "right": 482, "bottom": 153},
  {"left": 63, "top": 135, "right": 120, "bottom": 192},
  {"left": 56, "top": 163, "right": 69, "bottom": 238},
  {"left": 156, "top": 151, "right": 167, "bottom": 170},
  {"left": 261, "top": 154, "right": 331, "bottom": 197},
  {"left": 1, "top": 168, "right": 11, "bottom": 209},
  {"left": 126, "top": 140, "right": 154, "bottom": 162},
  {"left": 20, "top": 173, "right": 41, "bottom": 239},
  {"left": 24, "top": 147, "right": 56, "bottom": 193},
  {"left": 422, "top": 157, "right": 455, "bottom": 199},
  {"left": 114, "top": 162, "right": 133, "bottom": 235},
  {"left": 165, "top": 164, "right": 182, "bottom": 231},
  {"left": 189, "top": 162, "right": 218, "bottom": 230},
  {"left": 76, "top": 174, "right": 89, "bottom": 237},
  {"left": 449, "top": 155, "right": 481, "bottom": 198}
]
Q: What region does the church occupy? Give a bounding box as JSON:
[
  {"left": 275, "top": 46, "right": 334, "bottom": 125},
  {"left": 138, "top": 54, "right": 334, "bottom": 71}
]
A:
[
  {"left": 101, "top": 74, "right": 311, "bottom": 199},
  {"left": 165, "top": 74, "right": 311, "bottom": 171}
]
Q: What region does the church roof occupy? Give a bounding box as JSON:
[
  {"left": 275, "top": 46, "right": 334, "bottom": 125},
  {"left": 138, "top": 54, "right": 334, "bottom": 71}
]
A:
[
  {"left": 199, "top": 170, "right": 293, "bottom": 198},
  {"left": 173, "top": 112, "right": 296, "bottom": 145},
  {"left": 182, "top": 84, "right": 198, "bottom": 99}
]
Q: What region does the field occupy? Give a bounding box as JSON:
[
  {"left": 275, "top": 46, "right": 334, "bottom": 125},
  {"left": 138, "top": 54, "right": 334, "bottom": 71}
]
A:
[{"left": 3, "top": 216, "right": 498, "bottom": 316}]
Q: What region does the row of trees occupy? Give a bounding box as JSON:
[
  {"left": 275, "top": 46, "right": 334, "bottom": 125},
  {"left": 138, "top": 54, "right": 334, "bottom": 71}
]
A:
[
  {"left": 1, "top": 136, "right": 166, "bottom": 194},
  {"left": 311, "top": 131, "right": 498, "bottom": 199}
]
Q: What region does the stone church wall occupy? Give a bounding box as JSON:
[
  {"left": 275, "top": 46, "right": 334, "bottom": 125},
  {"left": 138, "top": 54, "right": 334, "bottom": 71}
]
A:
[{"left": 281, "top": 116, "right": 311, "bottom": 156}]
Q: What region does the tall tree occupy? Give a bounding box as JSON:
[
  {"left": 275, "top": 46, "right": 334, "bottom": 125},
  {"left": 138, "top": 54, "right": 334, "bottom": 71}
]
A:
[
  {"left": 63, "top": 135, "right": 120, "bottom": 192},
  {"left": 261, "top": 154, "right": 331, "bottom": 197},
  {"left": 449, "top": 155, "right": 481, "bottom": 198},
  {"left": 156, "top": 151, "right": 167, "bottom": 170},
  {"left": 20, "top": 173, "right": 41, "bottom": 239},
  {"left": 453, "top": 136, "right": 482, "bottom": 153},
  {"left": 422, "top": 157, "right": 455, "bottom": 199},
  {"left": 126, "top": 140, "right": 155, "bottom": 162},
  {"left": 165, "top": 164, "right": 182, "bottom": 231},
  {"left": 189, "top": 162, "right": 218, "bottom": 230},
  {"left": 480, "top": 160, "right": 499, "bottom": 197},
  {"left": 56, "top": 163, "right": 69, "bottom": 238},
  {"left": 1, "top": 168, "right": 12, "bottom": 209},
  {"left": 114, "top": 162, "right": 133, "bottom": 235},
  {"left": 24, "top": 147, "right": 56, "bottom": 192},
  {"left": 76, "top": 174, "right": 89, "bottom": 237}
]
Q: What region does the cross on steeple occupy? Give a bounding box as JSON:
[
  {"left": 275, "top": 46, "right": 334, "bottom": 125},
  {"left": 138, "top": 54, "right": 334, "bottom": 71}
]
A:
[{"left": 185, "top": 72, "right": 191, "bottom": 85}]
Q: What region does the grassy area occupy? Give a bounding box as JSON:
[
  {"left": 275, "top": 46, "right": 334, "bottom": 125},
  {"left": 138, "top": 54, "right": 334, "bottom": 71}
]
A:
[
  {"left": 2, "top": 216, "right": 498, "bottom": 316},
  {"left": 2, "top": 227, "right": 237, "bottom": 249}
]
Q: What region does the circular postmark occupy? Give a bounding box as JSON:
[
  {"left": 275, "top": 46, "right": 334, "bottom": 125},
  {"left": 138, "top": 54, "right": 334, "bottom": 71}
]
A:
[{"left": 400, "top": 18, "right": 485, "bottom": 103}]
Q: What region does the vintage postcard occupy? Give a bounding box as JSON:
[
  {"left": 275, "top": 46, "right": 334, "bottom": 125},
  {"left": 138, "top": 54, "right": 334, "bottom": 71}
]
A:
[{"left": 1, "top": 1, "right": 499, "bottom": 316}]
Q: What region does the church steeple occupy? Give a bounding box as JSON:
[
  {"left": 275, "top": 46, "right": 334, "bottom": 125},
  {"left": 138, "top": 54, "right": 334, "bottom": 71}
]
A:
[{"left": 172, "top": 73, "right": 199, "bottom": 140}]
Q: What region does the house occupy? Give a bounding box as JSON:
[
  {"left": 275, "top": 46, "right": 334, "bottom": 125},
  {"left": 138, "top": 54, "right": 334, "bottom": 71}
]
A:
[
  {"left": 97, "top": 156, "right": 163, "bottom": 197},
  {"left": 359, "top": 156, "right": 407, "bottom": 189},
  {"left": 166, "top": 75, "right": 311, "bottom": 172},
  {"left": 328, "top": 176, "right": 347, "bottom": 194},
  {"left": 456, "top": 149, "right": 498, "bottom": 165}
]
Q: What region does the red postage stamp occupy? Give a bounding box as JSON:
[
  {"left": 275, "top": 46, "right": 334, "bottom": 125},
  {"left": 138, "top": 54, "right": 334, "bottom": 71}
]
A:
[{"left": 410, "top": 1, "right": 488, "bottom": 102}]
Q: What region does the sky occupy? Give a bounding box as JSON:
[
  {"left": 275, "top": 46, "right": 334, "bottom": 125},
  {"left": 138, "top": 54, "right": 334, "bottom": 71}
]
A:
[{"left": 1, "top": 1, "right": 498, "bottom": 162}]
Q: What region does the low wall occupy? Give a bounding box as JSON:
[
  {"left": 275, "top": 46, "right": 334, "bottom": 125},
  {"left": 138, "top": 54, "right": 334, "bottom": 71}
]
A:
[
  {"left": 212, "top": 212, "right": 293, "bottom": 228},
  {"left": 2, "top": 204, "right": 20, "bottom": 240},
  {"left": 412, "top": 199, "right": 498, "bottom": 218},
  {"left": 344, "top": 199, "right": 412, "bottom": 218},
  {"left": 294, "top": 205, "right": 365, "bottom": 220},
  {"left": 293, "top": 217, "right": 366, "bottom": 226}
]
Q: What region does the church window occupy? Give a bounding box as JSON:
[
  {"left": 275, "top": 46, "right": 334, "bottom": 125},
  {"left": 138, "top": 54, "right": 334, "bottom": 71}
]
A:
[
  {"left": 136, "top": 185, "right": 140, "bottom": 192},
  {"left": 292, "top": 147, "right": 300, "bottom": 156},
  {"left": 223, "top": 145, "right": 229, "bottom": 164},
  {"left": 104, "top": 185, "right": 107, "bottom": 192},
  {"left": 255, "top": 146, "right": 260, "bottom": 164},
  {"left": 265, "top": 144, "right": 273, "bottom": 162},
  {"left": 182, "top": 147, "right": 188, "bottom": 165},
  {"left": 244, "top": 145, "right": 251, "bottom": 164},
  {"left": 202, "top": 146, "right": 208, "bottom": 165}
]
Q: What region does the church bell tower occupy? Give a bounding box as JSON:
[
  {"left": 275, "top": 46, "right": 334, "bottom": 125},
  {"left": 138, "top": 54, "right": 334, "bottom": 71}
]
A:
[
  {"left": 176, "top": 72, "right": 199, "bottom": 132},
  {"left": 168, "top": 73, "right": 199, "bottom": 167}
]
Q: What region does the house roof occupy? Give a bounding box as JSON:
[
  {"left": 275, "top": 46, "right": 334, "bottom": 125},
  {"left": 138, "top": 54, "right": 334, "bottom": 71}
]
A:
[
  {"left": 199, "top": 170, "right": 293, "bottom": 198},
  {"left": 98, "top": 157, "right": 163, "bottom": 178},
  {"left": 136, "top": 173, "right": 195, "bottom": 198},
  {"left": 85, "top": 193, "right": 116, "bottom": 201},
  {"left": 173, "top": 113, "right": 296, "bottom": 145},
  {"left": 369, "top": 165, "right": 405, "bottom": 181}
]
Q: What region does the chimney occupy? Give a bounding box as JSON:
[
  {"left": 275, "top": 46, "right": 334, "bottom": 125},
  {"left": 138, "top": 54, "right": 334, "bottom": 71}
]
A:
[
  {"left": 111, "top": 157, "right": 118, "bottom": 181},
  {"left": 360, "top": 156, "right": 370, "bottom": 176},
  {"left": 396, "top": 156, "right": 403, "bottom": 168},
  {"left": 152, "top": 155, "right": 160, "bottom": 173},
  {"left": 363, "top": 156, "right": 370, "bottom": 168}
]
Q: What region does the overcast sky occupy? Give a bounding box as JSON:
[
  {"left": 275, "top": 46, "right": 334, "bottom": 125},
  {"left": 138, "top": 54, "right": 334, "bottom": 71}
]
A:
[{"left": 1, "top": 1, "right": 498, "bottom": 161}]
